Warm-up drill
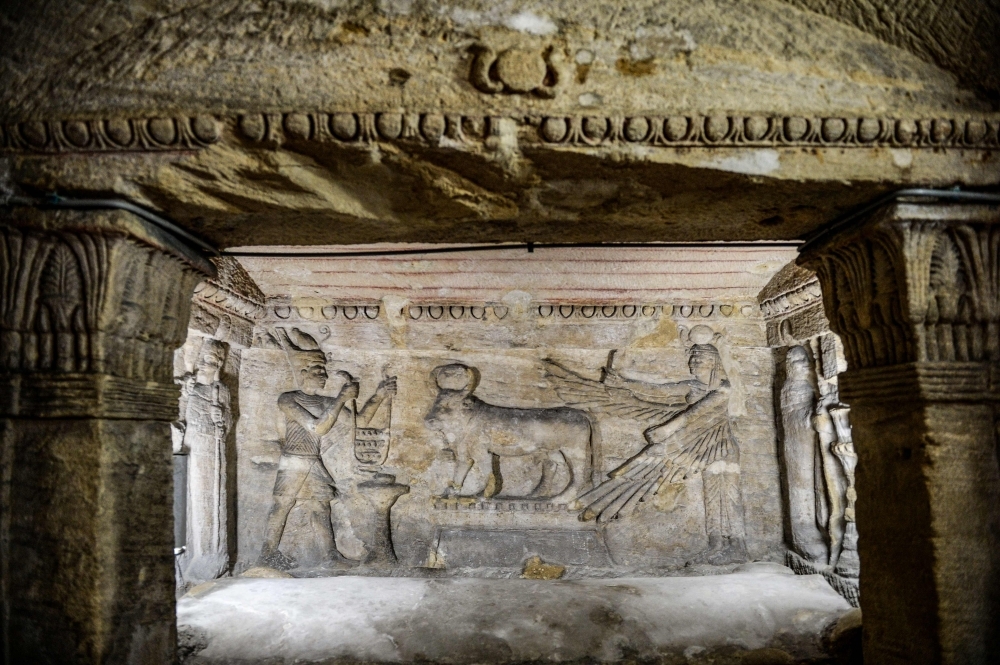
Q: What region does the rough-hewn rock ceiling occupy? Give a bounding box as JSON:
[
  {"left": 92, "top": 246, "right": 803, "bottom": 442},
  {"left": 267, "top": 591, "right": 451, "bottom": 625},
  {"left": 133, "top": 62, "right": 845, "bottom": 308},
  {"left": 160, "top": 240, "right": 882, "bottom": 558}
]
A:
[{"left": 0, "top": 1, "right": 997, "bottom": 246}]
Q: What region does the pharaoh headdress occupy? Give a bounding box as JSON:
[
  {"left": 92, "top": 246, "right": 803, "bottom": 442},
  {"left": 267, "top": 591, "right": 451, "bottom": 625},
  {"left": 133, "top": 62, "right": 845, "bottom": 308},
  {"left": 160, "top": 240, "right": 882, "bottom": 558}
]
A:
[{"left": 274, "top": 327, "right": 326, "bottom": 382}]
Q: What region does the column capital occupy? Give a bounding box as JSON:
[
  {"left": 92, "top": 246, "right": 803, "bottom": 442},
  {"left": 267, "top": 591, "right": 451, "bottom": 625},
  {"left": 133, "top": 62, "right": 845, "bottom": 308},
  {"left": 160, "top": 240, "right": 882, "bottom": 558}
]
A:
[
  {"left": 1, "top": 206, "right": 211, "bottom": 418},
  {"left": 800, "top": 201, "right": 1000, "bottom": 373}
]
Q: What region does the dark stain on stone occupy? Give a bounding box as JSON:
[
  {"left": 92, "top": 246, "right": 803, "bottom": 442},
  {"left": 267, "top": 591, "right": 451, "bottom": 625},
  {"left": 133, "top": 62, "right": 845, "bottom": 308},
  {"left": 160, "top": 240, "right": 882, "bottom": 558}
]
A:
[
  {"left": 589, "top": 606, "right": 624, "bottom": 626},
  {"left": 389, "top": 68, "right": 412, "bottom": 85},
  {"left": 576, "top": 63, "right": 591, "bottom": 84},
  {"left": 616, "top": 58, "right": 656, "bottom": 77},
  {"left": 758, "top": 215, "right": 784, "bottom": 227}
]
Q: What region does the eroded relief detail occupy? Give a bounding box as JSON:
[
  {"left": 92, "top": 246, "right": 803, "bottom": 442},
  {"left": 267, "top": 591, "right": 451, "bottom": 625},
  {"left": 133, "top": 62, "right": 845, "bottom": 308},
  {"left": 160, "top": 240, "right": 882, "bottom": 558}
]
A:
[
  {"left": 256, "top": 327, "right": 399, "bottom": 571},
  {"left": 469, "top": 45, "right": 561, "bottom": 98},
  {"left": 547, "top": 326, "right": 748, "bottom": 565},
  {"left": 174, "top": 339, "right": 232, "bottom": 584}
]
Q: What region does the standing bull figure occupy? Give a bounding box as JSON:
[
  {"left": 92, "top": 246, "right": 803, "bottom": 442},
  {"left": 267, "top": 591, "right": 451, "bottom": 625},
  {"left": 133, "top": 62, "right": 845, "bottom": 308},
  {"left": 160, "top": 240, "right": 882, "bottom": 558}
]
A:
[{"left": 424, "top": 363, "right": 593, "bottom": 503}]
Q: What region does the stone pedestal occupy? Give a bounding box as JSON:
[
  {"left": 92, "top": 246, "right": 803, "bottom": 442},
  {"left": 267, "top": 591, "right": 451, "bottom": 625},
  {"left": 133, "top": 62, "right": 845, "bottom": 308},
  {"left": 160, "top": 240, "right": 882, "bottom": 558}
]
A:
[
  {"left": 800, "top": 201, "right": 1000, "bottom": 664},
  {"left": 0, "top": 208, "right": 211, "bottom": 663},
  {"left": 358, "top": 473, "right": 409, "bottom": 565}
]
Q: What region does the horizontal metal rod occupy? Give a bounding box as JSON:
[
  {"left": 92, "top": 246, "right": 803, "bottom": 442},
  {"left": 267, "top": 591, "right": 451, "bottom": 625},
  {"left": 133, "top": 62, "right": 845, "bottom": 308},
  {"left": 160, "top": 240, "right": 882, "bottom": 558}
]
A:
[
  {"left": 2, "top": 193, "right": 219, "bottom": 256},
  {"left": 222, "top": 241, "right": 802, "bottom": 259},
  {"left": 799, "top": 188, "right": 1000, "bottom": 254}
]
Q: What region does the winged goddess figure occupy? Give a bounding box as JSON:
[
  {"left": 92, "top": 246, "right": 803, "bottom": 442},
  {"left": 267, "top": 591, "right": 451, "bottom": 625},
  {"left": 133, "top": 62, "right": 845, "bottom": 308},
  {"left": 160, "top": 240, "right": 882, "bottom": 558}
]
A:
[{"left": 544, "top": 327, "right": 748, "bottom": 565}]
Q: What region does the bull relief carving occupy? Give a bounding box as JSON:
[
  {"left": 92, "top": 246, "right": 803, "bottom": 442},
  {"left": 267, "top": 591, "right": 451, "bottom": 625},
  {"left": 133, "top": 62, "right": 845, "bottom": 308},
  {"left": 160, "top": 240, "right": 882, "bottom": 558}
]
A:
[
  {"left": 424, "top": 363, "right": 593, "bottom": 504},
  {"left": 546, "top": 326, "right": 748, "bottom": 565}
]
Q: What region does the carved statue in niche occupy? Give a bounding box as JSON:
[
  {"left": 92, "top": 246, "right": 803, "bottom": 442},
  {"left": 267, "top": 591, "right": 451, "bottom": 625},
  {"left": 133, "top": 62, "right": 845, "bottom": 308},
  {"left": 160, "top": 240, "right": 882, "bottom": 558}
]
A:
[
  {"left": 257, "top": 327, "right": 395, "bottom": 570},
  {"left": 780, "top": 336, "right": 859, "bottom": 593},
  {"left": 424, "top": 363, "right": 594, "bottom": 502},
  {"left": 546, "top": 325, "right": 748, "bottom": 565},
  {"left": 780, "top": 346, "right": 828, "bottom": 561},
  {"left": 175, "top": 338, "right": 232, "bottom": 583}
]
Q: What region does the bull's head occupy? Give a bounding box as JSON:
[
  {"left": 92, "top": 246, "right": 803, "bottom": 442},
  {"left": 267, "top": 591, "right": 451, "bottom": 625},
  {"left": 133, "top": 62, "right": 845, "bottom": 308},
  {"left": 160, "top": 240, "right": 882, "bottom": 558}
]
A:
[{"left": 424, "top": 363, "right": 481, "bottom": 439}]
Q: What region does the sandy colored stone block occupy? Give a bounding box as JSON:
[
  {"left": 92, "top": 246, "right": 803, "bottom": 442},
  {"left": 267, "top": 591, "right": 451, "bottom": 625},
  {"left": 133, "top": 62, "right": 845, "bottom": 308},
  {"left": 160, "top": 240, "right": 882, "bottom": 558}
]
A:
[{"left": 520, "top": 556, "right": 566, "bottom": 580}]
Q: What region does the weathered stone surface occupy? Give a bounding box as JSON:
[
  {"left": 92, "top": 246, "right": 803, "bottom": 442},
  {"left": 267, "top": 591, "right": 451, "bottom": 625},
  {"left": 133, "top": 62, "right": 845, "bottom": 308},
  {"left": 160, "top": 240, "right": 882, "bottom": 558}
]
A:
[
  {"left": 800, "top": 201, "right": 1000, "bottom": 663},
  {"left": 0, "top": 1, "right": 996, "bottom": 246},
  {"left": 782, "top": 0, "right": 1000, "bottom": 100},
  {"left": 176, "top": 573, "right": 852, "bottom": 664},
  {"left": 230, "top": 246, "right": 794, "bottom": 576},
  {"left": 0, "top": 208, "right": 210, "bottom": 663}
]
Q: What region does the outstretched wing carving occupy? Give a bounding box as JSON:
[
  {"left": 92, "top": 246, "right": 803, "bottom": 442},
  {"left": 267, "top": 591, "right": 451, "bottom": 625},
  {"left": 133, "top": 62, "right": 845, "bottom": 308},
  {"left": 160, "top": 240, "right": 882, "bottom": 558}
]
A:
[
  {"left": 574, "top": 405, "right": 734, "bottom": 522},
  {"left": 543, "top": 359, "right": 685, "bottom": 425},
  {"left": 545, "top": 357, "right": 736, "bottom": 523}
]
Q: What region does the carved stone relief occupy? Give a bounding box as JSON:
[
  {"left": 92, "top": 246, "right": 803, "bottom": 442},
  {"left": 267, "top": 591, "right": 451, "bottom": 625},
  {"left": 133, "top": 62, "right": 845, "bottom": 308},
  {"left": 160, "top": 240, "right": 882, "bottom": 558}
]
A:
[
  {"left": 760, "top": 263, "right": 859, "bottom": 606},
  {"left": 174, "top": 338, "right": 232, "bottom": 584},
  {"left": 218, "top": 247, "right": 792, "bottom": 577},
  {"left": 233, "top": 309, "right": 780, "bottom": 576}
]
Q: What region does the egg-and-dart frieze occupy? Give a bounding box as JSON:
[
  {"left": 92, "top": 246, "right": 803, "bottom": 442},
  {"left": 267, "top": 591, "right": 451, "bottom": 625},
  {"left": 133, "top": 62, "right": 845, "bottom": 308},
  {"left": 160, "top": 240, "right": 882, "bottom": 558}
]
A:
[{"left": 3, "top": 111, "right": 998, "bottom": 152}]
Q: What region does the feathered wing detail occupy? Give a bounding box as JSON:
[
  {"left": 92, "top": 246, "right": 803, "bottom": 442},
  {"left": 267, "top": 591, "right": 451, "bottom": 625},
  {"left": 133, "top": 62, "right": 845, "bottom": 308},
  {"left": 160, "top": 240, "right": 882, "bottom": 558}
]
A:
[
  {"left": 543, "top": 360, "right": 686, "bottom": 424},
  {"left": 576, "top": 390, "right": 734, "bottom": 523}
]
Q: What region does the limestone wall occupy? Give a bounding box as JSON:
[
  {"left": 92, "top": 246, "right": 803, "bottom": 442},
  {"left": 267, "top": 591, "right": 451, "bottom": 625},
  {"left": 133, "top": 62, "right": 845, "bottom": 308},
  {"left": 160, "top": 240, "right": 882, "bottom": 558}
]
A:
[{"left": 231, "top": 245, "right": 798, "bottom": 575}]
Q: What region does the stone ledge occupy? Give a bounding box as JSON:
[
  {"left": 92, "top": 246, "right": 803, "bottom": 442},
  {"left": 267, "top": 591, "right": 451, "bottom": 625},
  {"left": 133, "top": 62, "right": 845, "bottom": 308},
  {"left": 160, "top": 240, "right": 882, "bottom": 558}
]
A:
[{"left": 177, "top": 573, "right": 851, "bottom": 664}]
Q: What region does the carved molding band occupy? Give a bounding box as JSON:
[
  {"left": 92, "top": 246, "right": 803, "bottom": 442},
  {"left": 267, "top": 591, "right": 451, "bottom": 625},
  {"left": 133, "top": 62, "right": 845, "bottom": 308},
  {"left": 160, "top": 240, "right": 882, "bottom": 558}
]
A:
[
  {"left": 0, "top": 373, "right": 180, "bottom": 419},
  {"left": 432, "top": 498, "right": 570, "bottom": 513},
  {"left": 261, "top": 301, "right": 759, "bottom": 324},
  {"left": 839, "top": 362, "right": 1000, "bottom": 404},
  {"left": 760, "top": 277, "right": 824, "bottom": 321},
  {"left": 3, "top": 112, "right": 998, "bottom": 153},
  {"left": 1, "top": 116, "right": 222, "bottom": 153},
  {"left": 193, "top": 282, "right": 266, "bottom": 322}
]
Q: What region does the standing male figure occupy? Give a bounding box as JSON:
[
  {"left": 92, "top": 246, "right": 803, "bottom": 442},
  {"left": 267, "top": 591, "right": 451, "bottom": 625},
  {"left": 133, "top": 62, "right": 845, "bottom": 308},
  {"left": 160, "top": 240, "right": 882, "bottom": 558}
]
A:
[
  {"left": 258, "top": 327, "right": 395, "bottom": 570},
  {"left": 176, "top": 338, "right": 232, "bottom": 583}
]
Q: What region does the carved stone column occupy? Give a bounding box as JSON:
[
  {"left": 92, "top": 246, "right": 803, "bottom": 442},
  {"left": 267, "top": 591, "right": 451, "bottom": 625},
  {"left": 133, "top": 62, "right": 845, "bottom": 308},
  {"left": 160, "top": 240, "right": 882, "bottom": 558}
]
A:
[
  {"left": 1, "top": 207, "right": 212, "bottom": 663},
  {"left": 799, "top": 201, "right": 1000, "bottom": 664}
]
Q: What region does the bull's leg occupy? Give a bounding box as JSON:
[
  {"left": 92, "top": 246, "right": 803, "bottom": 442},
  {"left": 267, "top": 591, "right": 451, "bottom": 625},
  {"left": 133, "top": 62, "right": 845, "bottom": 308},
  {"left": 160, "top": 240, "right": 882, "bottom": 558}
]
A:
[
  {"left": 530, "top": 452, "right": 561, "bottom": 498},
  {"left": 447, "top": 450, "right": 474, "bottom": 497},
  {"left": 549, "top": 446, "right": 591, "bottom": 504}
]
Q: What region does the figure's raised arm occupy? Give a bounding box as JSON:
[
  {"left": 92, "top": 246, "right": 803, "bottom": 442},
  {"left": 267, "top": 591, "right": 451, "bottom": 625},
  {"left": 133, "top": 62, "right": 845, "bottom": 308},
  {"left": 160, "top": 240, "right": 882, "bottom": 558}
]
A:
[
  {"left": 279, "top": 381, "right": 358, "bottom": 436},
  {"left": 357, "top": 376, "right": 396, "bottom": 427}
]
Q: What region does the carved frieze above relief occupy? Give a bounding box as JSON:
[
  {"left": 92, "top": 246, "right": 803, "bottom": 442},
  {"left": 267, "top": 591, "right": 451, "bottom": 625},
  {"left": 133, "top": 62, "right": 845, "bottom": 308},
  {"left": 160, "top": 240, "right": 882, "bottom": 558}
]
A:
[
  {"left": 259, "top": 299, "right": 760, "bottom": 327},
  {"left": 3, "top": 112, "right": 998, "bottom": 154}
]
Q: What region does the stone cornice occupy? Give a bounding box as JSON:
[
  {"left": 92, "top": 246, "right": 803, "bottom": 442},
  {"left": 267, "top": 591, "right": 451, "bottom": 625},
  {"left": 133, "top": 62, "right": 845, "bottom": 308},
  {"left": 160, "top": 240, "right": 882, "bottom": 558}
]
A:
[
  {"left": 193, "top": 281, "right": 266, "bottom": 322},
  {"left": 759, "top": 277, "right": 824, "bottom": 321},
  {"left": 2, "top": 112, "right": 998, "bottom": 154}
]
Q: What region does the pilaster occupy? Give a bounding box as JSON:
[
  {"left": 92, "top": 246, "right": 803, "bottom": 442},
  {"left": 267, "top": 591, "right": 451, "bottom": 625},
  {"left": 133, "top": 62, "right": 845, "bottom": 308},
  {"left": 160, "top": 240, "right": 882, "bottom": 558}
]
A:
[
  {"left": 1, "top": 207, "right": 211, "bottom": 664},
  {"left": 800, "top": 201, "right": 1000, "bottom": 664}
]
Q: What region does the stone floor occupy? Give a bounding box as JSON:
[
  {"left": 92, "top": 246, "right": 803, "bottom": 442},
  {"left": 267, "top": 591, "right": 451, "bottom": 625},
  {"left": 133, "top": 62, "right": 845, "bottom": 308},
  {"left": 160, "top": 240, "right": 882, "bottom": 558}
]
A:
[{"left": 177, "top": 563, "right": 854, "bottom": 664}]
